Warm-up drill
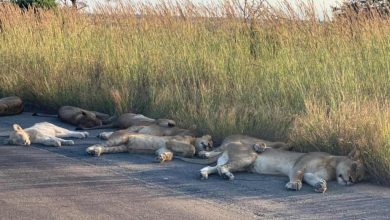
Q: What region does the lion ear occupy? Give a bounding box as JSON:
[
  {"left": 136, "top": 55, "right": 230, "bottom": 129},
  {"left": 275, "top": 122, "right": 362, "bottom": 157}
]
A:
[
  {"left": 13, "top": 124, "right": 23, "bottom": 131},
  {"left": 348, "top": 149, "right": 361, "bottom": 160}
]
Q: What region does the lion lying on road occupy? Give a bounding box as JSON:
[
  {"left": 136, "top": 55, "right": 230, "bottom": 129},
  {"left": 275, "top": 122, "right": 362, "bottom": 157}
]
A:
[
  {"left": 195, "top": 134, "right": 290, "bottom": 159},
  {"left": 187, "top": 137, "right": 364, "bottom": 192},
  {"left": 5, "top": 122, "right": 89, "bottom": 147},
  {"left": 86, "top": 133, "right": 213, "bottom": 163},
  {"left": 250, "top": 148, "right": 365, "bottom": 192},
  {"left": 33, "top": 106, "right": 111, "bottom": 129},
  {"left": 98, "top": 124, "right": 196, "bottom": 140},
  {"left": 76, "top": 112, "right": 176, "bottom": 130},
  {"left": 0, "top": 96, "right": 23, "bottom": 116}
]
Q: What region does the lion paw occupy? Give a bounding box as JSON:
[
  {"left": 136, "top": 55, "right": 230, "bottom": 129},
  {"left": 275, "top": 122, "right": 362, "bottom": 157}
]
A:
[
  {"left": 222, "top": 172, "right": 235, "bottom": 181},
  {"left": 155, "top": 152, "right": 173, "bottom": 163},
  {"left": 285, "top": 181, "right": 302, "bottom": 191},
  {"left": 86, "top": 146, "right": 103, "bottom": 156},
  {"left": 53, "top": 140, "right": 62, "bottom": 147},
  {"left": 314, "top": 180, "right": 327, "bottom": 193},
  {"left": 98, "top": 132, "right": 111, "bottom": 140},
  {"left": 200, "top": 171, "right": 208, "bottom": 180},
  {"left": 82, "top": 132, "right": 89, "bottom": 138}
]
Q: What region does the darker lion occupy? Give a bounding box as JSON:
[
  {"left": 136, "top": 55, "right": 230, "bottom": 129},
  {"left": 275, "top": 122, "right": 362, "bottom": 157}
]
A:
[
  {"left": 0, "top": 96, "right": 23, "bottom": 116},
  {"left": 33, "top": 106, "right": 111, "bottom": 129}
]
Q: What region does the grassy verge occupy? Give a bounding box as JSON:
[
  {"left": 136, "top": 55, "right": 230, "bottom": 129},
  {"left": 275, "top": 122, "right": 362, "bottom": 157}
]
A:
[{"left": 0, "top": 1, "right": 389, "bottom": 184}]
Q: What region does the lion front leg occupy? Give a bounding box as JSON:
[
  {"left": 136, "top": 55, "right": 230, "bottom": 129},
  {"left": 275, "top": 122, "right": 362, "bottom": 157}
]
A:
[
  {"left": 166, "top": 141, "right": 196, "bottom": 158},
  {"left": 197, "top": 151, "right": 222, "bottom": 159},
  {"left": 286, "top": 169, "right": 305, "bottom": 191},
  {"left": 98, "top": 131, "right": 114, "bottom": 140},
  {"left": 57, "top": 131, "right": 89, "bottom": 139},
  {"left": 303, "top": 173, "right": 328, "bottom": 193},
  {"left": 155, "top": 147, "right": 173, "bottom": 163},
  {"left": 216, "top": 165, "right": 235, "bottom": 181},
  {"left": 35, "top": 136, "right": 74, "bottom": 147}
]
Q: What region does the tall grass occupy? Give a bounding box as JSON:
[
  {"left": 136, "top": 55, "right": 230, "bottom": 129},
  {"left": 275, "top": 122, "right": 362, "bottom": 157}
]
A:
[{"left": 0, "top": 1, "right": 389, "bottom": 184}]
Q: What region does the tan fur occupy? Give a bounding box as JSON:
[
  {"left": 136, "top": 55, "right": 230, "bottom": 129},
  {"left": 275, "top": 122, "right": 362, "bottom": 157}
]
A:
[
  {"left": 180, "top": 135, "right": 289, "bottom": 164},
  {"left": 195, "top": 140, "right": 365, "bottom": 192},
  {"left": 98, "top": 124, "right": 195, "bottom": 140},
  {"left": 77, "top": 112, "right": 176, "bottom": 130},
  {"left": 86, "top": 133, "right": 213, "bottom": 163},
  {"left": 5, "top": 122, "right": 89, "bottom": 147},
  {"left": 58, "top": 106, "right": 111, "bottom": 129},
  {"left": 0, "top": 96, "right": 23, "bottom": 116}
]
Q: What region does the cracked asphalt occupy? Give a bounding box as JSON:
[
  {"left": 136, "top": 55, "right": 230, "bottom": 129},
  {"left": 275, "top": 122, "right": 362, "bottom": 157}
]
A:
[{"left": 0, "top": 113, "right": 389, "bottom": 219}]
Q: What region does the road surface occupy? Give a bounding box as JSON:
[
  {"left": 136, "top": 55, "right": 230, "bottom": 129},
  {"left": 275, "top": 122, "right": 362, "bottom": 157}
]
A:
[{"left": 0, "top": 113, "right": 389, "bottom": 219}]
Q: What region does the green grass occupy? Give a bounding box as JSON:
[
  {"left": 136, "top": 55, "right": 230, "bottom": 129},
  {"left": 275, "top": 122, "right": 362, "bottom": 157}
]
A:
[{"left": 0, "top": 2, "right": 389, "bottom": 184}]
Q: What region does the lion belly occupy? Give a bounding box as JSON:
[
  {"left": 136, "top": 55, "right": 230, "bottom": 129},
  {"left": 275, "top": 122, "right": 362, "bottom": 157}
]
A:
[
  {"left": 252, "top": 150, "right": 303, "bottom": 176},
  {"left": 127, "top": 135, "right": 168, "bottom": 151},
  {"left": 252, "top": 156, "right": 291, "bottom": 176},
  {"left": 25, "top": 122, "right": 59, "bottom": 137}
]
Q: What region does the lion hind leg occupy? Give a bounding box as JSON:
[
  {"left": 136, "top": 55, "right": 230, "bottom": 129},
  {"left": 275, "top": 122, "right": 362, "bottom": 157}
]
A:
[
  {"left": 155, "top": 147, "right": 173, "bottom": 163},
  {"left": 200, "top": 165, "right": 218, "bottom": 180},
  {"left": 303, "top": 173, "right": 327, "bottom": 193},
  {"left": 86, "top": 145, "right": 128, "bottom": 156}
]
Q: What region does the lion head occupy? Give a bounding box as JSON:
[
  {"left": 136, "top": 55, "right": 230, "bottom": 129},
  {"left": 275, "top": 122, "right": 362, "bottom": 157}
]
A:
[
  {"left": 5, "top": 124, "right": 31, "bottom": 146},
  {"left": 77, "top": 111, "right": 103, "bottom": 129},
  {"left": 194, "top": 135, "right": 213, "bottom": 152},
  {"left": 336, "top": 150, "right": 365, "bottom": 185}
]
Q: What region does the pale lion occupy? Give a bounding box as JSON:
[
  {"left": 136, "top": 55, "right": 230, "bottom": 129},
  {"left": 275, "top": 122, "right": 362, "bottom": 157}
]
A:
[
  {"left": 4, "top": 123, "right": 89, "bottom": 147},
  {"left": 86, "top": 133, "right": 213, "bottom": 163},
  {"left": 0, "top": 96, "right": 23, "bottom": 116}
]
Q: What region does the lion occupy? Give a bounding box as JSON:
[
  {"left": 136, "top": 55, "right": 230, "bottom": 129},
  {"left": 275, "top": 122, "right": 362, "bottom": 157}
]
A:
[
  {"left": 76, "top": 112, "right": 176, "bottom": 130},
  {"left": 185, "top": 138, "right": 364, "bottom": 193},
  {"left": 33, "top": 106, "right": 111, "bottom": 129},
  {"left": 199, "top": 134, "right": 290, "bottom": 158},
  {"left": 4, "top": 122, "right": 89, "bottom": 147},
  {"left": 97, "top": 124, "right": 196, "bottom": 140},
  {"left": 0, "top": 96, "right": 23, "bottom": 116},
  {"left": 86, "top": 133, "right": 213, "bottom": 163}
]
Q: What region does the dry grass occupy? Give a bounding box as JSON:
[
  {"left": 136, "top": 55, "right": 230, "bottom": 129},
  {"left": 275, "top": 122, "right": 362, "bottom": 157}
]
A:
[{"left": 0, "top": 1, "right": 389, "bottom": 184}]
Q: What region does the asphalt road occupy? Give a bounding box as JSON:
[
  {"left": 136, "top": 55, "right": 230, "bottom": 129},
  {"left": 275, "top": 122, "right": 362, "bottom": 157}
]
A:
[{"left": 0, "top": 113, "right": 389, "bottom": 220}]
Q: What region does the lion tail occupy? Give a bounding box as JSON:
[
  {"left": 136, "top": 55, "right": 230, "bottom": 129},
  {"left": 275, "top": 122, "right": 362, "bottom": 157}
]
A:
[
  {"left": 175, "top": 156, "right": 219, "bottom": 165},
  {"left": 32, "top": 112, "right": 58, "bottom": 118}
]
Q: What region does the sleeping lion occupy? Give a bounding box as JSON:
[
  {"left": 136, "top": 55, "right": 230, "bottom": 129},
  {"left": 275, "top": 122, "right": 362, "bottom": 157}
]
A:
[
  {"left": 4, "top": 123, "right": 89, "bottom": 147},
  {"left": 97, "top": 124, "right": 196, "bottom": 140},
  {"left": 86, "top": 133, "right": 213, "bottom": 163},
  {"left": 0, "top": 96, "right": 23, "bottom": 116},
  {"left": 181, "top": 135, "right": 364, "bottom": 193}
]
